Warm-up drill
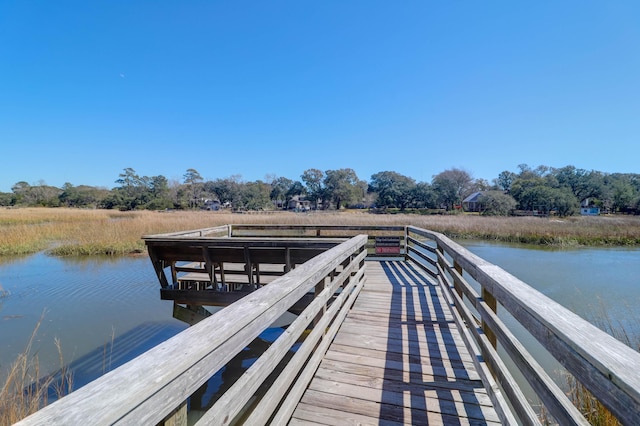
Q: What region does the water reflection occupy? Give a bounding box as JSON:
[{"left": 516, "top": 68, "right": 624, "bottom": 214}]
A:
[
  {"left": 0, "top": 250, "right": 302, "bottom": 420},
  {"left": 0, "top": 252, "right": 186, "bottom": 383},
  {"left": 2, "top": 243, "right": 638, "bottom": 418}
]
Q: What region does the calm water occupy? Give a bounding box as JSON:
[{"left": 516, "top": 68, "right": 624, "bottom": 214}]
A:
[
  {"left": 1, "top": 243, "right": 638, "bottom": 397},
  {"left": 460, "top": 240, "right": 640, "bottom": 400},
  {"left": 460, "top": 241, "right": 640, "bottom": 336},
  {"left": 0, "top": 253, "right": 187, "bottom": 387}
]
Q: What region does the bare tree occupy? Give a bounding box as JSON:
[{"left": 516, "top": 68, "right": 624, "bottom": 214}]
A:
[
  {"left": 183, "top": 168, "right": 203, "bottom": 209},
  {"left": 431, "top": 168, "right": 474, "bottom": 211}
]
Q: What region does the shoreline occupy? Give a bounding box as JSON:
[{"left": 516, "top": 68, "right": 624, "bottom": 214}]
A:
[{"left": 1, "top": 208, "right": 639, "bottom": 257}]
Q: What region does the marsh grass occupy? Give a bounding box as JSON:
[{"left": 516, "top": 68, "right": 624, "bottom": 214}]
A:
[
  {"left": 553, "top": 302, "right": 639, "bottom": 426},
  {"left": 582, "top": 303, "right": 638, "bottom": 425},
  {"left": 0, "top": 316, "right": 72, "bottom": 426},
  {"left": 0, "top": 208, "right": 639, "bottom": 258},
  {"left": 102, "top": 327, "right": 115, "bottom": 375},
  {"left": 1, "top": 208, "right": 638, "bottom": 423},
  {"left": 562, "top": 341, "right": 637, "bottom": 425},
  {"left": 564, "top": 375, "right": 621, "bottom": 426}
]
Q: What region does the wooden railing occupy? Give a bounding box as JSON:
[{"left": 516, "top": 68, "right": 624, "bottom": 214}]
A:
[
  {"left": 228, "top": 224, "right": 406, "bottom": 256},
  {"left": 15, "top": 234, "right": 368, "bottom": 426},
  {"left": 144, "top": 236, "right": 348, "bottom": 289},
  {"left": 15, "top": 224, "right": 640, "bottom": 425},
  {"left": 405, "top": 225, "right": 640, "bottom": 426},
  {"left": 142, "top": 224, "right": 231, "bottom": 238}
]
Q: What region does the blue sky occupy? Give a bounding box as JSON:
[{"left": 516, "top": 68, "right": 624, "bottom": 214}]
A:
[{"left": 1, "top": 1, "right": 639, "bottom": 192}]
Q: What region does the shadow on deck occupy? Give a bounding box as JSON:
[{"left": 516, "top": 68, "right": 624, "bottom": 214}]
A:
[{"left": 292, "top": 260, "right": 498, "bottom": 425}]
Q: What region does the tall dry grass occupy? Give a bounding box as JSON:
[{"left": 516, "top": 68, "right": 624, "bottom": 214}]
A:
[
  {"left": 551, "top": 301, "right": 639, "bottom": 426},
  {"left": 1, "top": 208, "right": 638, "bottom": 423},
  {"left": 1, "top": 208, "right": 640, "bottom": 257},
  {"left": 0, "top": 316, "right": 72, "bottom": 425},
  {"left": 562, "top": 337, "right": 638, "bottom": 424}
]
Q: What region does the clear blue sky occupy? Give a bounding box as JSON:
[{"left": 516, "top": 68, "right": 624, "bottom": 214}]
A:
[{"left": 1, "top": 1, "right": 639, "bottom": 192}]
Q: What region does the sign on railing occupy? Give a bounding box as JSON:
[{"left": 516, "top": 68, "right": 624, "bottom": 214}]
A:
[{"left": 374, "top": 236, "right": 401, "bottom": 254}]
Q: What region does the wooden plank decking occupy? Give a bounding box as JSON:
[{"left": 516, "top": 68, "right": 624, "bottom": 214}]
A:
[{"left": 291, "top": 260, "right": 500, "bottom": 426}]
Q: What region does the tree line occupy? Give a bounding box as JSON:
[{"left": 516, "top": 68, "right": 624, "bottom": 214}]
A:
[{"left": 2, "top": 164, "right": 639, "bottom": 216}]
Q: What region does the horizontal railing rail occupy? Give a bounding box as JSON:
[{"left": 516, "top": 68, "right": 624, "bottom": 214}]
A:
[
  {"left": 144, "top": 236, "right": 348, "bottom": 289},
  {"left": 228, "top": 224, "right": 405, "bottom": 235},
  {"left": 406, "top": 225, "right": 640, "bottom": 426},
  {"left": 16, "top": 235, "right": 368, "bottom": 426},
  {"left": 18, "top": 223, "right": 640, "bottom": 425},
  {"left": 228, "top": 224, "right": 406, "bottom": 257},
  {"left": 142, "top": 224, "right": 230, "bottom": 239}
]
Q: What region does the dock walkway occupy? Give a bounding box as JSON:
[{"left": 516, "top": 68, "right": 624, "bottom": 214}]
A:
[
  {"left": 18, "top": 225, "right": 639, "bottom": 425},
  {"left": 292, "top": 260, "right": 499, "bottom": 425}
]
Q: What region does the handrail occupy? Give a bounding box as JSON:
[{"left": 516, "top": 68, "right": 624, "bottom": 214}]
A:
[
  {"left": 406, "top": 225, "right": 640, "bottom": 425},
  {"left": 16, "top": 235, "right": 368, "bottom": 425},
  {"left": 229, "top": 224, "right": 406, "bottom": 233},
  {"left": 141, "top": 224, "right": 230, "bottom": 239},
  {"left": 17, "top": 223, "right": 639, "bottom": 424},
  {"left": 228, "top": 224, "right": 406, "bottom": 258}
]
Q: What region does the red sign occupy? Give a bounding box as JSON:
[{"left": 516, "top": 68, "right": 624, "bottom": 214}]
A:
[
  {"left": 375, "top": 236, "right": 401, "bottom": 254},
  {"left": 375, "top": 246, "right": 401, "bottom": 254}
]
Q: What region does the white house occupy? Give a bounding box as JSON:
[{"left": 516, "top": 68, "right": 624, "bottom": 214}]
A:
[
  {"left": 287, "top": 196, "right": 311, "bottom": 211},
  {"left": 580, "top": 198, "right": 600, "bottom": 216}
]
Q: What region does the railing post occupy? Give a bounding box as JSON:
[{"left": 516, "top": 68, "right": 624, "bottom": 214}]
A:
[
  {"left": 285, "top": 247, "right": 292, "bottom": 272},
  {"left": 159, "top": 400, "right": 187, "bottom": 426},
  {"left": 436, "top": 244, "right": 447, "bottom": 280},
  {"left": 404, "top": 227, "right": 409, "bottom": 260},
  {"left": 482, "top": 288, "right": 498, "bottom": 348},
  {"left": 314, "top": 274, "right": 331, "bottom": 327},
  {"left": 452, "top": 260, "right": 464, "bottom": 298}
]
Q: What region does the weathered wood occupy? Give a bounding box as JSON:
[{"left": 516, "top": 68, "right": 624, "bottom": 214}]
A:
[
  {"left": 209, "top": 260, "right": 365, "bottom": 425},
  {"left": 476, "top": 297, "right": 587, "bottom": 425},
  {"left": 171, "top": 303, "right": 211, "bottom": 326},
  {"left": 437, "top": 265, "right": 540, "bottom": 425},
  {"left": 160, "top": 400, "right": 187, "bottom": 426},
  {"left": 291, "top": 260, "right": 499, "bottom": 426},
  {"left": 435, "top": 271, "right": 520, "bottom": 426},
  {"left": 16, "top": 235, "right": 368, "bottom": 426},
  {"left": 144, "top": 237, "right": 348, "bottom": 302},
  {"left": 195, "top": 251, "right": 366, "bottom": 425},
  {"left": 478, "top": 265, "right": 636, "bottom": 424},
  {"left": 161, "top": 289, "right": 316, "bottom": 315},
  {"left": 19, "top": 224, "right": 640, "bottom": 425},
  {"left": 406, "top": 235, "right": 437, "bottom": 253},
  {"left": 406, "top": 243, "right": 438, "bottom": 267},
  {"left": 260, "top": 269, "right": 365, "bottom": 425},
  {"left": 142, "top": 225, "right": 230, "bottom": 239},
  {"left": 296, "top": 389, "right": 500, "bottom": 426},
  {"left": 408, "top": 225, "right": 640, "bottom": 425},
  {"left": 323, "top": 344, "right": 480, "bottom": 382}
]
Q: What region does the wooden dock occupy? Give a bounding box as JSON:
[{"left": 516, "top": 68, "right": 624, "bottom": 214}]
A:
[
  {"left": 292, "top": 260, "right": 499, "bottom": 425},
  {"left": 16, "top": 225, "right": 640, "bottom": 426}
]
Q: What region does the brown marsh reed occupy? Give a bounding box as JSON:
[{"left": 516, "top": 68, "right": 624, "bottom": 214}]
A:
[
  {"left": 1, "top": 208, "right": 639, "bottom": 258},
  {"left": 0, "top": 315, "right": 72, "bottom": 426},
  {"left": 562, "top": 302, "right": 640, "bottom": 426},
  {"left": 1, "top": 208, "right": 638, "bottom": 423},
  {"left": 538, "top": 302, "right": 639, "bottom": 425}
]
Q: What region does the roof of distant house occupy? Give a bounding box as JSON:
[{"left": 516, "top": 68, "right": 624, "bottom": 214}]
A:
[{"left": 463, "top": 191, "right": 484, "bottom": 203}]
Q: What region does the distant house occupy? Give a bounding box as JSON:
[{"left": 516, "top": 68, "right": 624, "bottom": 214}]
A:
[
  {"left": 203, "top": 199, "right": 221, "bottom": 211},
  {"left": 288, "top": 196, "right": 311, "bottom": 211},
  {"left": 580, "top": 198, "right": 600, "bottom": 216},
  {"left": 463, "top": 191, "right": 484, "bottom": 212}
]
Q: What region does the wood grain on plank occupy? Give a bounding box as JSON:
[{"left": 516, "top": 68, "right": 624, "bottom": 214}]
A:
[{"left": 291, "top": 260, "right": 499, "bottom": 425}]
